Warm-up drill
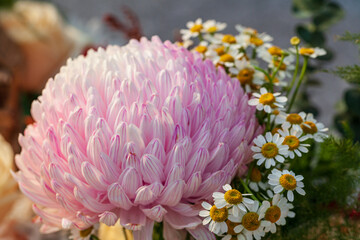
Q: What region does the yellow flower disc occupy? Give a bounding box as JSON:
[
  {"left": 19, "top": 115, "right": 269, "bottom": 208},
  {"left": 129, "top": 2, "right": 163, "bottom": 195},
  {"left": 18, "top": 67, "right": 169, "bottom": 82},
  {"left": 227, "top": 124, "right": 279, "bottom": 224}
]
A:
[
  {"left": 237, "top": 68, "right": 254, "bottom": 84},
  {"left": 301, "top": 121, "right": 318, "bottom": 134},
  {"left": 215, "top": 46, "right": 225, "bottom": 56},
  {"left": 271, "top": 127, "right": 281, "bottom": 135},
  {"left": 219, "top": 54, "right": 235, "bottom": 63},
  {"left": 242, "top": 212, "right": 260, "bottom": 231},
  {"left": 250, "top": 36, "right": 264, "bottom": 46},
  {"left": 286, "top": 113, "right": 303, "bottom": 124},
  {"left": 299, "top": 48, "right": 315, "bottom": 56},
  {"left": 210, "top": 205, "right": 228, "bottom": 222},
  {"left": 224, "top": 189, "right": 243, "bottom": 204},
  {"left": 190, "top": 24, "right": 203, "bottom": 33},
  {"left": 261, "top": 142, "right": 279, "bottom": 158},
  {"left": 207, "top": 26, "right": 217, "bottom": 33},
  {"left": 268, "top": 46, "right": 282, "bottom": 56},
  {"left": 279, "top": 174, "right": 297, "bottom": 190},
  {"left": 265, "top": 205, "right": 281, "bottom": 223},
  {"left": 222, "top": 34, "right": 236, "bottom": 44},
  {"left": 259, "top": 93, "right": 275, "bottom": 105},
  {"left": 273, "top": 60, "right": 287, "bottom": 71},
  {"left": 195, "top": 45, "right": 207, "bottom": 54},
  {"left": 250, "top": 167, "right": 262, "bottom": 183},
  {"left": 283, "top": 136, "right": 300, "bottom": 150},
  {"left": 290, "top": 36, "right": 300, "bottom": 46}
]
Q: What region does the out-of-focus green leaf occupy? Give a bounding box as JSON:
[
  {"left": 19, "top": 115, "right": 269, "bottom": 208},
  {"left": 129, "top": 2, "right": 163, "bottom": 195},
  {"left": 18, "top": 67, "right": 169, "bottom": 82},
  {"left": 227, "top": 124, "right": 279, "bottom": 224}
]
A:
[
  {"left": 292, "top": 0, "right": 325, "bottom": 18},
  {"left": 345, "top": 89, "right": 360, "bottom": 116},
  {"left": 313, "top": 2, "right": 344, "bottom": 31},
  {"left": 0, "top": 0, "right": 15, "bottom": 9},
  {"left": 331, "top": 65, "right": 360, "bottom": 85},
  {"left": 296, "top": 25, "right": 326, "bottom": 46}
]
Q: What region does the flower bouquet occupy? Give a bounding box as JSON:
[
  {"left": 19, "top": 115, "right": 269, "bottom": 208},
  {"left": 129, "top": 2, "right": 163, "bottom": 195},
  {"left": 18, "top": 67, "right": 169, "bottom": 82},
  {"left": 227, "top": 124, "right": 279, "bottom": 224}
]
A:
[{"left": 13, "top": 18, "right": 331, "bottom": 240}]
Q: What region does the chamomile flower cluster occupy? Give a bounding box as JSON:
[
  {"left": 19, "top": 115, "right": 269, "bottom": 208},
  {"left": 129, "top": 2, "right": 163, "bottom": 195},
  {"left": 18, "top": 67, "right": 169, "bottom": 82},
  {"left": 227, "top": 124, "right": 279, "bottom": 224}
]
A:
[{"left": 186, "top": 20, "right": 329, "bottom": 239}]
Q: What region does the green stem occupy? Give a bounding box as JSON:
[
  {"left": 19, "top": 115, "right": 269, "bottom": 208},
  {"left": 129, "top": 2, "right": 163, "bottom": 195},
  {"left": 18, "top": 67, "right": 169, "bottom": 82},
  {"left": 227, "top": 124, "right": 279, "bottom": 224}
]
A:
[
  {"left": 239, "top": 178, "right": 259, "bottom": 202},
  {"left": 246, "top": 162, "right": 254, "bottom": 184},
  {"left": 266, "top": 113, "right": 271, "bottom": 132},
  {"left": 287, "top": 46, "right": 300, "bottom": 97},
  {"left": 198, "top": 33, "right": 204, "bottom": 42},
  {"left": 251, "top": 48, "right": 257, "bottom": 59},
  {"left": 254, "top": 66, "right": 272, "bottom": 87},
  {"left": 90, "top": 235, "right": 100, "bottom": 240},
  {"left": 287, "top": 57, "right": 309, "bottom": 112},
  {"left": 122, "top": 227, "right": 129, "bottom": 240}
]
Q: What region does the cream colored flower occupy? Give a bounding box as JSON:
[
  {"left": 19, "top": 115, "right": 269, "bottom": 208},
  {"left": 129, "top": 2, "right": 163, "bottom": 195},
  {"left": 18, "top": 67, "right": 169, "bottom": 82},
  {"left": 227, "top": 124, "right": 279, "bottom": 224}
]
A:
[{"left": 0, "top": 135, "right": 17, "bottom": 222}]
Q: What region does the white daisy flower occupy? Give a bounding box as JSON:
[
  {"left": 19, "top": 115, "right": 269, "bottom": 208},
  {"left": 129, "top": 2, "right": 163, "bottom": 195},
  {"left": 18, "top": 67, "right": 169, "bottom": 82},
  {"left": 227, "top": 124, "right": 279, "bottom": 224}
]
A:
[
  {"left": 259, "top": 194, "right": 291, "bottom": 233},
  {"left": 199, "top": 201, "right": 231, "bottom": 235},
  {"left": 251, "top": 132, "right": 289, "bottom": 169},
  {"left": 295, "top": 113, "right": 328, "bottom": 142},
  {"left": 248, "top": 88, "right": 287, "bottom": 113},
  {"left": 176, "top": 39, "right": 194, "bottom": 49},
  {"left": 294, "top": 47, "right": 326, "bottom": 58},
  {"left": 229, "top": 59, "right": 264, "bottom": 92},
  {"left": 205, "top": 33, "right": 242, "bottom": 48},
  {"left": 213, "top": 184, "right": 254, "bottom": 217},
  {"left": 213, "top": 47, "right": 243, "bottom": 68},
  {"left": 221, "top": 220, "right": 246, "bottom": 240},
  {"left": 234, "top": 201, "right": 271, "bottom": 240},
  {"left": 180, "top": 18, "right": 204, "bottom": 40},
  {"left": 270, "top": 109, "right": 286, "bottom": 126},
  {"left": 278, "top": 126, "right": 310, "bottom": 159},
  {"left": 235, "top": 24, "right": 258, "bottom": 36},
  {"left": 268, "top": 54, "right": 295, "bottom": 80},
  {"left": 277, "top": 112, "right": 307, "bottom": 129},
  {"left": 248, "top": 167, "right": 268, "bottom": 192},
  {"left": 193, "top": 41, "right": 209, "bottom": 55},
  {"left": 70, "top": 225, "right": 99, "bottom": 240},
  {"left": 268, "top": 169, "right": 305, "bottom": 202},
  {"left": 203, "top": 19, "right": 227, "bottom": 34}
]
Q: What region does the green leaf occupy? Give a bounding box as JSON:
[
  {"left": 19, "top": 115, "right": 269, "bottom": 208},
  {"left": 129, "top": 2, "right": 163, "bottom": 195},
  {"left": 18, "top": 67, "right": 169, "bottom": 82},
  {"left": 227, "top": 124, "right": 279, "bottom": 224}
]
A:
[
  {"left": 345, "top": 89, "right": 360, "bottom": 116},
  {"left": 313, "top": 2, "right": 344, "bottom": 31},
  {"left": 331, "top": 65, "right": 360, "bottom": 85},
  {"left": 338, "top": 31, "right": 360, "bottom": 46},
  {"left": 292, "top": 0, "right": 325, "bottom": 18},
  {"left": 296, "top": 25, "right": 326, "bottom": 46},
  {"left": 0, "top": 0, "right": 15, "bottom": 9}
]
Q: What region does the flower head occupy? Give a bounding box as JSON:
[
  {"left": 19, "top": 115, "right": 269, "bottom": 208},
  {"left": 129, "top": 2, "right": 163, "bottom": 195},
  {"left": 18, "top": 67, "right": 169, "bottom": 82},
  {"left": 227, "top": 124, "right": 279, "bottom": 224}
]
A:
[
  {"left": 299, "top": 47, "right": 326, "bottom": 58},
  {"left": 296, "top": 113, "right": 328, "bottom": 142},
  {"left": 14, "top": 36, "right": 261, "bottom": 237},
  {"left": 248, "top": 88, "right": 287, "bottom": 113},
  {"left": 252, "top": 132, "right": 289, "bottom": 169},
  {"left": 213, "top": 184, "right": 254, "bottom": 217},
  {"left": 180, "top": 18, "right": 204, "bottom": 40},
  {"left": 268, "top": 169, "right": 305, "bottom": 202},
  {"left": 278, "top": 127, "right": 310, "bottom": 159}
]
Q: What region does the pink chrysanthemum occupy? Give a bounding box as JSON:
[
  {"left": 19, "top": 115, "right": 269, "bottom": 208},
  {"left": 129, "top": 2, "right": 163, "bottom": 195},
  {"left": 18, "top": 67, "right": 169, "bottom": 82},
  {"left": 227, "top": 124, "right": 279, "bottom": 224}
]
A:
[{"left": 14, "top": 36, "right": 262, "bottom": 239}]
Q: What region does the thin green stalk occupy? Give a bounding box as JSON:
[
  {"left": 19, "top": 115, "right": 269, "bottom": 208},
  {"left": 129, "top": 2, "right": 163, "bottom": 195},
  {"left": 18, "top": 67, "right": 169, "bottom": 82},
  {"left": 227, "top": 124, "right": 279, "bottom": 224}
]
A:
[
  {"left": 287, "top": 46, "right": 300, "bottom": 97},
  {"left": 254, "top": 66, "right": 272, "bottom": 86},
  {"left": 271, "top": 55, "right": 285, "bottom": 80},
  {"left": 251, "top": 48, "right": 257, "bottom": 59},
  {"left": 246, "top": 162, "right": 254, "bottom": 184},
  {"left": 122, "top": 228, "right": 129, "bottom": 240},
  {"left": 266, "top": 113, "right": 271, "bottom": 132},
  {"left": 287, "top": 57, "right": 309, "bottom": 112},
  {"left": 239, "top": 178, "right": 259, "bottom": 202},
  {"left": 198, "top": 33, "right": 204, "bottom": 42}
]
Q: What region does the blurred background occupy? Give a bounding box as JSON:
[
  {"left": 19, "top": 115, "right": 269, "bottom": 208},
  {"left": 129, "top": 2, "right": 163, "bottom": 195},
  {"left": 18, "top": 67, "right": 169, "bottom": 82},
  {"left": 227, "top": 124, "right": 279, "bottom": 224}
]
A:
[{"left": 0, "top": 0, "right": 359, "bottom": 239}]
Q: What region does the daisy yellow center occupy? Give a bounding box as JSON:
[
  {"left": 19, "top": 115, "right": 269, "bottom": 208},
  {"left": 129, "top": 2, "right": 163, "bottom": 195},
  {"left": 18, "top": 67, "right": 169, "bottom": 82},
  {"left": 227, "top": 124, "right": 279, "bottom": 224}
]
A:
[
  {"left": 237, "top": 68, "right": 254, "bottom": 84},
  {"left": 80, "top": 226, "right": 94, "bottom": 238},
  {"left": 195, "top": 45, "right": 207, "bottom": 53},
  {"left": 242, "top": 212, "right": 260, "bottom": 231},
  {"left": 290, "top": 36, "right": 300, "bottom": 45},
  {"left": 283, "top": 136, "right": 300, "bottom": 150},
  {"left": 215, "top": 46, "right": 225, "bottom": 56},
  {"left": 279, "top": 174, "right": 297, "bottom": 190},
  {"left": 224, "top": 189, "right": 243, "bottom": 204},
  {"left": 273, "top": 60, "right": 287, "bottom": 71},
  {"left": 250, "top": 167, "right": 262, "bottom": 182},
  {"left": 259, "top": 93, "right": 275, "bottom": 105},
  {"left": 261, "top": 142, "right": 278, "bottom": 158},
  {"left": 210, "top": 205, "right": 228, "bottom": 222},
  {"left": 250, "top": 36, "right": 264, "bottom": 46},
  {"left": 265, "top": 206, "right": 281, "bottom": 223},
  {"left": 301, "top": 121, "right": 318, "bottom": 134},
  {"left": 268, "top": 46, "right": 282, "bottom": 56},
  {"left": 222, "top": 34, "right": 236, "bottom": 44},
  {"left": 286, "top": 113, "right": 303, "bottom": 124},
  {"left": 190, "top": 24, "right": 203, "bottom": 33},
  {"left": 299, "top": 48, "right": 315, "bottom": 55},
  {"left": 207, "top": 26, "right": 217, "bottom": 33},
  {"left": 226, "top": 220, "right": 241, "bottom": 236},
  {"left": 271, "top": 127, "right": 281, "bottom": 135},
  {"left": 219, "top": 54, "right": 234, "bottom": 63}
]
